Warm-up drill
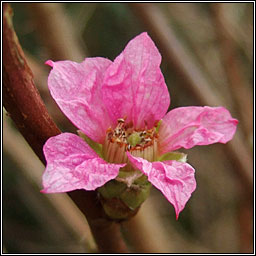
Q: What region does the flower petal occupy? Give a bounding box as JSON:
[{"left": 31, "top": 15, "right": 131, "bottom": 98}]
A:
[
  {"left": 102, "top": 32, "right": 170, "bottom": 129},
  {"left": 46, "top": 57, "right": 113, "bottom": 143},
  {"left": 42, "top": 133, "right": 125, "bottom": 193},
  {"left": 127, "top": 153, "right": 196, "bottom": 219},
  {"left": 159, "top": 106, "right": 238, "bottom": 153}
]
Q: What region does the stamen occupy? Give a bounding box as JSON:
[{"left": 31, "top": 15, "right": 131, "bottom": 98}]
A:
[
  {"left": 153, "top": 139, "right": 158, "bottom": 161},
  {"left": 143, "top": 144, "right": 149, "bottom": 161},
  {"left": 103, "top": 118, "right": 159, "bottom": 168},
  {"left": 118, "top": 118, "right": 125, "bottom": 123},
  {"left": 108, "top": 140, "right": 116, "bottom": 163}
]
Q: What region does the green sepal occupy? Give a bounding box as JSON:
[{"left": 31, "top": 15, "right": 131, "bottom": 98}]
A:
[
  {"left": 77, "top": 130, "right": 103, "bottom": 158},
  {"left": 97, "top": 180, "right": 127, "bottom": 199},
  {"left": 120, "top": 182, "right": 152, "bottom": 210},
  {"left": 133, "top": 173, "right": 149, "bottom": 185},
  {"left": 158, "top": 151, "right": 187, "bottom": 162},
  {"left": 98, "top": 171, "right": 152, "bottom": 218}
]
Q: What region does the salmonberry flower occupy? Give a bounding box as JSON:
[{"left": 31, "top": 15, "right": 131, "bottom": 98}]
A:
[{"left": 42, "top": 32, "right": 238, "bottom": 220}]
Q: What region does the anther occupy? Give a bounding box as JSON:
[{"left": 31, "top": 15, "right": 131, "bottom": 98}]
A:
[{"left": 118, "top": 118, "right": 125, "bottom": 123}]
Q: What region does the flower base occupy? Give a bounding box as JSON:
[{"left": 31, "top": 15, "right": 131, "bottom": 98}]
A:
[{"left": 97, "top": 174, "right": 152, "bottom": 220}]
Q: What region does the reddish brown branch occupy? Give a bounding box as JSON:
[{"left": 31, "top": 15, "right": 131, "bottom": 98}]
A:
[
  {"left": 3, "top": 3, "right": 128, "bottom": 253},
  {"left": 3, "top": 4, "right": 60, "bottom": 164}
]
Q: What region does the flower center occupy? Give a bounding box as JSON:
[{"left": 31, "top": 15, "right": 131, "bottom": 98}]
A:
[{"left": 103, "top": 118, "right": 159, "bottom": 170}]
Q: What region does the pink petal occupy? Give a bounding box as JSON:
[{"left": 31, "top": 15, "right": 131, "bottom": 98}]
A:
[
  {"left": 43, "top": 132, "right": 99, "bottom": 162},
  {"left": 42, "top": 133, "right": 125, "bottom": 193},
  {"left": 102, "top": 32, "right": 170, "bottom": 129},
  {"left": 46, "top": 58, "right": 113, "bottom": 143},
  {"left": 127, "top": 153, "right": 196, "bottom": 219},
  {"left": 159, "top": 106, "right": 238, "bottom": 154}
]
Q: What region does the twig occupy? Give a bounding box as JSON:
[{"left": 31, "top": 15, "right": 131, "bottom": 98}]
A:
[
  {"left": 3, "top": 4, "right": 60, "bottom": 164},
  {"left": 3, "top": 3, "right": 128, "bottom": 253}
]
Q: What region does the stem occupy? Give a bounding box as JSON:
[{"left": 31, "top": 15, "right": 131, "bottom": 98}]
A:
[{"left": 3, "top": 3, "right": 128, "bottom": 253}]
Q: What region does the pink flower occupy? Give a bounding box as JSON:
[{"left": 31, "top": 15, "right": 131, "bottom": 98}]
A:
[{"left": 42, "top": 32, "right": 238, "bottom": 219}]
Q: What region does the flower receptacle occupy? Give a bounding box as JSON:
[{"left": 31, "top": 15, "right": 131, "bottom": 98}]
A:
[{"left": 98, "top": 171, "right": 152, "bottom": 220}]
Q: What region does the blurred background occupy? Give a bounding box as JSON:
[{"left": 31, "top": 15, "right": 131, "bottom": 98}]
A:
[{"left": 3, "top": 2, "right": 254, "bottom": 253}]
